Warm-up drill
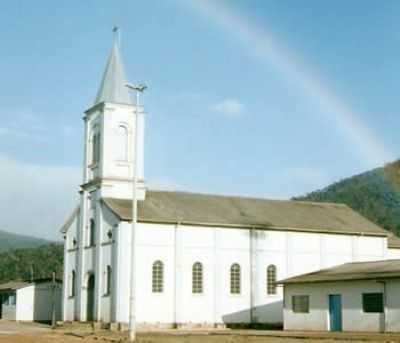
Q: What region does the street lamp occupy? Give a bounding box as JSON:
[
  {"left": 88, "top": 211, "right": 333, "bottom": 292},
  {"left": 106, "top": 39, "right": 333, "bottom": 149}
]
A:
[{"left": 126, "top": 82, "right": 147, "bottom": 342}]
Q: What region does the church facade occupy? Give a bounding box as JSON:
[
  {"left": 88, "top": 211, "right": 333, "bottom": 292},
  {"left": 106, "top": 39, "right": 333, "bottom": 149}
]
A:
[{"left": 61, "top": 38, "right": 400, "bottom": 327}]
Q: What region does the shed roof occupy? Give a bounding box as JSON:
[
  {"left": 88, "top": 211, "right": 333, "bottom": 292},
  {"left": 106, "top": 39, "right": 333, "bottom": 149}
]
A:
[
  {"left": 388, "top": 233, "right": 400, "bottom": 249},
  {"left": 0, "top": 278, "right": 61, "bottom": 291},
  {"left": 279, "top": 259, "right": 400, "bottom": 284},
  {"left": 103, "top": 190, "right": 387, "bottom": 237},
  {"left": 0, "top": 281, "right": 29, "bottom": 291}
]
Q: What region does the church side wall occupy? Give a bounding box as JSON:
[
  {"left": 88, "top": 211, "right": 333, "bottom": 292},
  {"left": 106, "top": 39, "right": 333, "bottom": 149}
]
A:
[{"left": 114, "top": 223, "right": 388, "bottom": 327}]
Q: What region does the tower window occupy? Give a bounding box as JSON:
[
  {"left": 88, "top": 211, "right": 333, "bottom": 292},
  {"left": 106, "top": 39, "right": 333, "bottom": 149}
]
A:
[
  {"left": 152, "top": 260, "right": 164, "bottom": 293},
  {"left": 192, "top": 262, "right": 203, "bottom": 294},
  {"left": 91, "top": 132, "right": 100, "bottom": 165},
  {"left": 230, "top": 263, "right": 241, "bottom": 294},
  {"left": 267, "top": 265, "right": 277, "bottom": 295},
  {"left": 104, "top": 266, "right": 112, "bottom": 296},
  {"left": 89, "top": 219, "right": 96, "bottom": 247},
  {"left": 70, "top": 270, "right": 76, "bottom": 297}
]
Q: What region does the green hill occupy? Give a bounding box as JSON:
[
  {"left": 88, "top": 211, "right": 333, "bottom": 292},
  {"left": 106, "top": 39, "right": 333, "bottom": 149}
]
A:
[
  {"left": 0, "top": 244, "right": 64, "bottom": 283},
  {"left": 0, "top": 230, "right": 51, "bottom": 252},
  {"left": 294, "top": 160, "right": 400, "bottom": 235}
]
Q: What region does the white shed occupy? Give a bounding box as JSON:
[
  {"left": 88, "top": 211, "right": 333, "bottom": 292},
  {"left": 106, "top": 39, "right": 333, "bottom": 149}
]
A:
[
  {"left": 0, "top": 279, "right": 62, "bottom": 322},
  {"left": 279, "top": 259, "right": 400, "bottom": 333}
]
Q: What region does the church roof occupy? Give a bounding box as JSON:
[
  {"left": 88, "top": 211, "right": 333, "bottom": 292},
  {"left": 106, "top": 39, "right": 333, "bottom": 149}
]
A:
[
  {"left": 103, "top": 190, "right": 387, "bottom": 237},
  {"left": 60, "top": 206, "right": 79, "bottom": 234},
  {"left": 94, "top": 39, "right": 133, "bottom": 106},
  {"left": 278, "top": 259, "right": 400, "bottom": 284},
  {"left": 388, "top": 233, "right": 400, "bottom": 249}
]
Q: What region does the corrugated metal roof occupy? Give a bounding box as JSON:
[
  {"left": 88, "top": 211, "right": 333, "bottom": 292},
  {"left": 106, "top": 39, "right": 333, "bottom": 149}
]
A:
[
  {"left": 388, "top": 233, "right": 400, "bottom": 249},
  {"left": 0, "top": 278, "right": 61, "bottom": 291},
  {"left": 279, "top": 259, "right": 400, "bottom": 284},
  {"left": 0, "top": 281, "right": 29, "bottom": 291},
  {"left": 60, "top": 206, "right": 79, "bottom": 234},
  {"left": 103, "top": 190, "right": 387, "bottom": 237},
  {"left": 94, "top": 39, "right": 133, "bottom": 106}
]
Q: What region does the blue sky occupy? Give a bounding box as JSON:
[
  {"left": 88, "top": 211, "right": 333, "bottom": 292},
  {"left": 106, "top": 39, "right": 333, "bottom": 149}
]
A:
[{"left": 0, "top": 0, "right": 399, "bottom": 240}]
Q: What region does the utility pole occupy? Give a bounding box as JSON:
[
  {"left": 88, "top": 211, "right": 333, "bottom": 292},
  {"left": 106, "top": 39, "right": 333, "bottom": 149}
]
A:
[{"left": 126, "top": 82, "right": 147, "bottom": 342}]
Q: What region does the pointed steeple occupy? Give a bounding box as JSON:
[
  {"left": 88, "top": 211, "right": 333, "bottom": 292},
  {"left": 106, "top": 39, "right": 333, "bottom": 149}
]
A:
[{"left": 94, "top": 29, "right": 133, "bottom": 106}]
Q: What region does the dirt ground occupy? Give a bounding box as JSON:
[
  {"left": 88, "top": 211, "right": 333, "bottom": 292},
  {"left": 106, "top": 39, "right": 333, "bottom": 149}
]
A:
[{"left": 2, "top": 321, "right": 400, "bottom": 343}]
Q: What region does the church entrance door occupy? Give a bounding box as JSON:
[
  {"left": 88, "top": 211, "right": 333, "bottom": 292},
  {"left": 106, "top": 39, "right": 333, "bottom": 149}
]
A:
[{"left": 86, "top": 274, "right": 95, "bottom": 322}]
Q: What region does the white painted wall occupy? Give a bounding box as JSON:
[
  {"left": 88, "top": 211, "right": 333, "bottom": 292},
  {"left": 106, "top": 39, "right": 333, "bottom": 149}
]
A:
[
  {"left": 110, "top": 223, "right": 388, "bottom": 326},
  {"left": 283, "top": 279, "right": 400, "bottom": 332},
  {"left": 65, "top": 204, "right": 392, "bottom": 327},
  {"left": 16, "top": 283, "right": 62, "bottom": 322},
  {"left": 62, "top": 208, "right": 80, "bottom": 321},
  {"left": 85, "top": 103, "right": 146, "bottom": 201},
  {"left": 65, "top": 211, "right": 392, "bottom": 326},
  {"left": 385, "top": 279, "right": 400, "bottom": 332}
]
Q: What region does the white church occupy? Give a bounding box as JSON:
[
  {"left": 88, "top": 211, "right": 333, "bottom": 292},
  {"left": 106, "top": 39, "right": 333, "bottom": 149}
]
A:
[{"left": 61, "top": 36, "right": 400, "bottom": 328}]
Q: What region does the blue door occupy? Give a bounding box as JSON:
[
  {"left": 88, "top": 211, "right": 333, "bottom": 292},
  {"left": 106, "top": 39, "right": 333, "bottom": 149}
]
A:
[{"left": 329, "top": 294, "right": 343, "bottom": 332}]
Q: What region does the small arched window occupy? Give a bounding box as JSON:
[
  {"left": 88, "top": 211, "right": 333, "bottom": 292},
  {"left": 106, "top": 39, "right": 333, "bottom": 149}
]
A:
[
  {"left": 152, "top": 261, "right": 164, "bottom": 293},
  {"left": 91, "top": 134, "right": 96, "bottom": 164},
  {"left": 192, "top": 262, "right": 203, "bottom": 294},
  {"left": 95, "top": 133, "right": 101, "bottom": 162},
  {"left": 70, "top": 270, "right": 76, "bottom": 297},
  {"left": 230, "top": 263, "right": 241, "bottom": 294},
  {"left": 89, "top": 219, "right": 96, "bottom": 247},
  {"left": 91, "top": 131, "right": 101, "bottom": 164},
  {"left": 267, "top": 264, "right": 277, "bottom": 295},
  {"left": 105, "top": 265, "right": 112, "bottom": 295},
  {"left": 115, "top": 125, "right": 128, "bottom": 161}
]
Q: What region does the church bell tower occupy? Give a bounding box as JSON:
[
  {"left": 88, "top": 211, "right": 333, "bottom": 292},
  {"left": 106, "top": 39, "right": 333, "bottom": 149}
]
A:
[{"left": 81, "top": 32, "right": 146, "bottom": 201}]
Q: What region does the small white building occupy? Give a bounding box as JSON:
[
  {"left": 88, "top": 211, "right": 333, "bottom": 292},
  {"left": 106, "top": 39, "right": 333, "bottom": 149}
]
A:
[
  {"left": 0, "top": 279, "right": 62, "bottom": 322},
  {"left": 280, "top": 259, "right": 400, "bottom": 332}
]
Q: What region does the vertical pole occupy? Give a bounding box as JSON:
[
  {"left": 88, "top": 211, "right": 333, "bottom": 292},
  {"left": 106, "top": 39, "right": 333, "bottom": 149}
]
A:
[
  {"left": 128, "top": 92, "right": 140, "bottom": 342},
  {"left": 51, "top": 272, "right": 56, "bottom": 329},
  {"left": 249, "top": 228, "right": 255, "bottom": 326}
]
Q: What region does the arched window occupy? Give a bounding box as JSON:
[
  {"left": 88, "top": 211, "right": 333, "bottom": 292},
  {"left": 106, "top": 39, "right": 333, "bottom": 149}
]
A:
[
  {"left": 89, "top": 219, "right": 96, "bottom": 247},
  {"left": 91, "top": 131, "right": 100, "bottom": 164},
  {"left": 91, "top": 133, "right": 96, "bottom": 164},
  {"left": 192, "top": 262, "right": 203, "bottom": 294},
  {"left": 95, "top": 133, "right": 101, "bottom": 162},
  {"left": 105, "top": 265, "right": 112, "bottom": 295},
  {"left": 70, "top": 270, "right": 76, "bottom": 297},
  {"left": 115, "top": 125, "right": 128, "bottom": 161},
  {"left": 92, "top": 133, "right": 97, "bottom": 164},
  {"left": 267, "top": 264, "right": 277, "bottom": 295},
  {"left": 152, "top": 261, "right": 164, "bottom": 293},
  {"left": 230, "top": 263, "right": 241, "bottom": 294}
]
